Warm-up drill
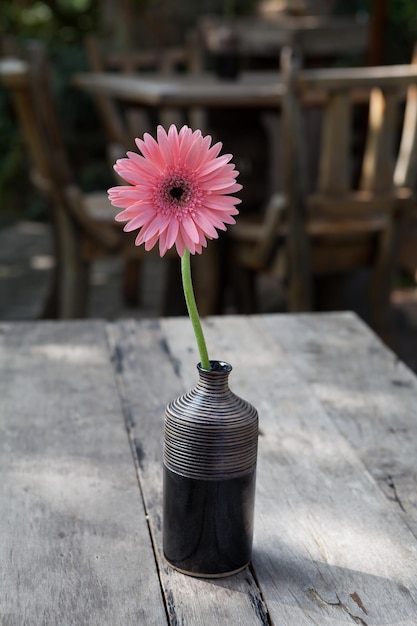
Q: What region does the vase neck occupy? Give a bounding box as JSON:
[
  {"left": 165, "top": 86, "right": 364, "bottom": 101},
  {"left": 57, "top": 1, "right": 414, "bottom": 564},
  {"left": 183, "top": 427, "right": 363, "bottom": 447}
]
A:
[{"left": 197, "top": 361, "right": 232, "bottom": 394}]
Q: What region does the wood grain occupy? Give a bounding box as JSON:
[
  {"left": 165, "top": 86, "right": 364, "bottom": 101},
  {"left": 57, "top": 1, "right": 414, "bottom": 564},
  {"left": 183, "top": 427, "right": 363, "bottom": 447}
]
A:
[
  {"left": 0, "top": 320, "right": 166, "bottom": 625},
  {"left": 260, "top": 312, "right": 417, "bottom": 538},
  {"left": 162, "top": 314, "right": 417, "bottom": 624},
  {"left": 107, "top": 318, "right": 270, "bottom": 625},
  {"left": 318, "top": 92, "right": 350, "bottom": 195},
  {"left": 3, "top": 314, "right": 417, "bottom": 625}
]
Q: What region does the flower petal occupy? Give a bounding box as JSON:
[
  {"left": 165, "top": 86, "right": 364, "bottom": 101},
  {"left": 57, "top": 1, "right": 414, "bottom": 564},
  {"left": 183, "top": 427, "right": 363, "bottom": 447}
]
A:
[
  {"left": 165, "top": 217, "right": 180, "bottom": 250},
  {"left": 108, "top": 124, "right": 242, "bottom": 257}
]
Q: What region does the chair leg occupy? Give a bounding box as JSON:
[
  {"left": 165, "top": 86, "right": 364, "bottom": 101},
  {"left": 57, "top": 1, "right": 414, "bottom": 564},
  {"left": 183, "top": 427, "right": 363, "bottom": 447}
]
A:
[
  {"left": 287, "top": 260, "right": 314, "bottom": 312},
  {"left": 58, "top": 258, "right": 90, "bottom": 318},
  {"left": 55, "top": 216, "right": 90, "bottom": 318},
  {"left": 41, "top": 265, "right": 89, "bottom": 319},
  {"left": 123, "top": 259, "right": 141, "bottom": 307},
  {"left": 41, "top": 216, "right": 90, "bottom": 319},
  {"left": 314, "top": 274, "right": 346, "bottom": 311},
  {"left": 232, "top": 265, "right": 258, "bottom": 314},
  {"left": 162, "top": 257, "right": 186, "bottom": 316},
  {"left": 39, "top": 267, "right": 59, "bottom": 319},
  {"left": 369, "top": 278, "right": 395, "bottom": 348},
  {"left": 368, "top": 219, "right": 398, "bottom": 346},
  {"left": 221, "top": 239, "right": 258, "bottom": 314}
]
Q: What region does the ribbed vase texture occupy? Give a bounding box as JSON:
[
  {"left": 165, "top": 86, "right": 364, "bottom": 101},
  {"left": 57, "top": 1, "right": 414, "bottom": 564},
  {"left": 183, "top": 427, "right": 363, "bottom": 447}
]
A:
[{"left": 163, "top": 361, "right": 258, "bottom": 578}]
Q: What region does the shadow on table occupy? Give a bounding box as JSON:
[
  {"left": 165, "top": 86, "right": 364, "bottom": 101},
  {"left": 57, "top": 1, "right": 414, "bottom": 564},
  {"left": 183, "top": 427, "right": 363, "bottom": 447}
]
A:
[{"left": 249, "top": 548, "right": 414, "bottom": 623}]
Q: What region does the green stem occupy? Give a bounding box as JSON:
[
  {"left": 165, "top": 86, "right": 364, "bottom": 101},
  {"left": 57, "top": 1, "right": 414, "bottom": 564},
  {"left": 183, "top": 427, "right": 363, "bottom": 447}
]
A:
[{"left": 181, "top": 248, "right": 210, "bottom": 371}]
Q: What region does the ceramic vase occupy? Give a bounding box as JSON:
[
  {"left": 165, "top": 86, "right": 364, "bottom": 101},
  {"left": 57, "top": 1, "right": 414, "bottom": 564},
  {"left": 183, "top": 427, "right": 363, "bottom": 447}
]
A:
[{"left": 163, "top": 360, "right": 258, "bottom": 578}]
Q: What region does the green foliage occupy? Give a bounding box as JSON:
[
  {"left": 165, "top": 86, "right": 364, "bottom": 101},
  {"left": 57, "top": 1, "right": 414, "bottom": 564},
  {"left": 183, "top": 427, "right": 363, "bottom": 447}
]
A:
[
  {"left": 386, "top": 0, "right": 417, "bottom": 63},
  {"left": 0, "top": 0, "right": 99, "bottom": 44},
  {"left": 335, "top": 0, "right": 417, "bottom": 63},
  {"left": 0, "top": 0, "right": 110, "bottom": 221}
]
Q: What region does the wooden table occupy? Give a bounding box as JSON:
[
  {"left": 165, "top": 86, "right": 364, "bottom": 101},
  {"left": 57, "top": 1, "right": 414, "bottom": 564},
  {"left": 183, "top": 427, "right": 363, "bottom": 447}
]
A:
[
  {"left": 2, "top": 313, "right": 417, "bottom": 624},
  {"left": 197, "top": 14, "right": 369, "bottom": 62},
  {"left": 73, "top": 70, "right": 285, "bottom": 110}
]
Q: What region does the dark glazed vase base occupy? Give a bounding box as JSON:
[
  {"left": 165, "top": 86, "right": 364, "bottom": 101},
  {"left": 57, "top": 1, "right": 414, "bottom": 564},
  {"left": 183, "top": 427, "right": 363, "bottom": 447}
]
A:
[
  {"left": 164, "top": 559, "right": 249, "bottom": 579},
  {"left": 163, "top": 466, "right": 256, "bottom": 578}
]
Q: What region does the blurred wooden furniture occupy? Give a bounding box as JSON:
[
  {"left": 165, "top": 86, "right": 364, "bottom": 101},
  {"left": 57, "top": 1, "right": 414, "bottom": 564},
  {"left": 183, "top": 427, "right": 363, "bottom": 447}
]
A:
[
  {"left": 84, "top": 37, "right": 193, "bottom": 306},
  {"left": 398, "top": 221, "right": 417, "bottom": 282},
  {"left": 396, "top": 45, "right": 417, "bottom": 283},
  {"left": 73, "top": 69, "right": 287, "bottom": 110},
  {"left": 187, "top": 12, "right": 370, "bottom": 214},
  {"left": 192, "top": 14, "right": 369, "bottom": 72},
  {"left": 84, "top": 35, "right": 191, "bottom": 164},
  {"left": 256, "top": 0, "right": 336, "bottom": 17},
  {"left": 0, "top": 50, "right": 175, "bottom": 318},
  {"left": 3, "top": 313, "right": 417, "bottom": 623},
  {"left": 73, "top": 68, "right": 287, "bottom": 314},
  {"left": 230, "top": 48, "right": 417, "bottom": 339},
  {"left": 73, "top": 57, "right": 417, "bottom": 327},
  {"left": 73, "top": 69, "right": 288, "bottom": 203}
]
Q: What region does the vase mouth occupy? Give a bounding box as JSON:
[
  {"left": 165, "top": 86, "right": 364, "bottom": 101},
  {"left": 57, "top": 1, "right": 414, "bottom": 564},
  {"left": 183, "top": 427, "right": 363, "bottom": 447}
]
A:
[{"left": 197, "top": 360, "right": 232, "bottom": 374}]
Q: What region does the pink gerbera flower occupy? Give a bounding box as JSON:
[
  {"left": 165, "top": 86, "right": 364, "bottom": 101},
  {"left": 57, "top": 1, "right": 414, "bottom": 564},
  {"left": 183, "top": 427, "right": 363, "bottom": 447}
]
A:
[{"left": 108, "top": 124, "right": 242, "bottom": 257}]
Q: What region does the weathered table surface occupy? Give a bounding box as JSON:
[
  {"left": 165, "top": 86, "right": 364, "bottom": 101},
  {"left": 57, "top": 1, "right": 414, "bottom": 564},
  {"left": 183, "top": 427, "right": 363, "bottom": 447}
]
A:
[{"left": 2, "top": 313, "right": 417, "bottom": 625}]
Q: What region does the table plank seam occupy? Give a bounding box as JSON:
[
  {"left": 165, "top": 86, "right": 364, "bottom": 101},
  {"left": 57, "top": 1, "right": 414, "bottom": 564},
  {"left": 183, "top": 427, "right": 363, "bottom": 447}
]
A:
[
  {"left": 105, "top": 320, "right": 171, "bottom": 624},
  {"left": 112, "top": 317, "right": 273, "bottom": 625}
]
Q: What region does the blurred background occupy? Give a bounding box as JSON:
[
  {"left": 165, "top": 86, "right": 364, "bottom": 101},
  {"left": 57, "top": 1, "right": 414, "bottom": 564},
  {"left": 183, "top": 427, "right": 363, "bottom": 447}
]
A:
[
  {"left": 4, "top": 0, "right": 417, "bottom": 234},
  {"left": 0, "top": 0, "right": 416, "bottom": 371}
]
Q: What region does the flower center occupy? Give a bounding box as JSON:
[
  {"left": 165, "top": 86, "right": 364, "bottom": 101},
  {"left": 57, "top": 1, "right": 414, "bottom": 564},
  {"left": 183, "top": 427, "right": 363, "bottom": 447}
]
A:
[
  {"left": 156, "top": 170, "right": 202, "bottom": 218},
  {"left": 170, "top": 186, "right": 185, "bottom": 201}
]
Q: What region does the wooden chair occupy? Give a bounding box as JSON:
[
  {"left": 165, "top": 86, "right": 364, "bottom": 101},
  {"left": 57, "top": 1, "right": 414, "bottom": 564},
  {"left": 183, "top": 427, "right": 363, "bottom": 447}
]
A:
[
  {"left": 395, "top": 46, "right": 417, "bottom": 283},
  {"left": 229, "top": 47, "right": 417, "bottom": 341},
  {"left": 0, "top": 48, "right": 175, "bottom": 318},
  {"left": 84, "top": 35, "right": 192, "bottom": 162},
  {"left": 83, "top": 37, "right": 202, "bottom": 307}
]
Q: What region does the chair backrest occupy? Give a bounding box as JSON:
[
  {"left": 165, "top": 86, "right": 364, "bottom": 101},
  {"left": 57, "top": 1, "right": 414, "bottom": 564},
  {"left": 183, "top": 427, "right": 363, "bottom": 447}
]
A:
[
  {"left": 0, "top": 45, "right": 119, "bottom": 251},
  {"left": 282, "top": 47, "right": 417, "bottom": 208},
  {"left": 84, "top": 36, "right": 131, "bottom": 150},
  {"left": 0, "top": 44, "right": 73, "bottom": 195},
  {"left": 393, "top": 44, "right": 417, "bottom": 190},
  {"left": 84, "top": 35, "right": 191, "bottom": 155},
  {"left": 280, "top": 46, "right": 417, "bottom": 309}
]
